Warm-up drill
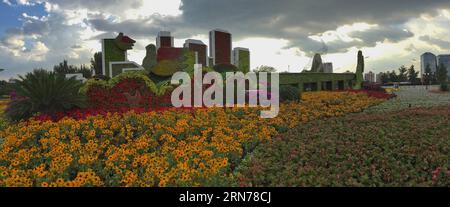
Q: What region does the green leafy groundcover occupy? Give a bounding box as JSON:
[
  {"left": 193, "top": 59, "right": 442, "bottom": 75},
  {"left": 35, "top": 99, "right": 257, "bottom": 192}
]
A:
[{"left": 235, "top": 106, "right": 449, "bottom": 187}]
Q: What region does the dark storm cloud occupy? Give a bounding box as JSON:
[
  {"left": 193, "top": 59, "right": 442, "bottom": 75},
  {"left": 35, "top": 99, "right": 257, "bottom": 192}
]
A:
[
  {"left": 86, "top": 13, "right": 183, "bottom": 39},
  {"left": 419, "top": 35, "right": 450, "bottom": 50},
  {"left": 179, "top": 0, "right": 450, "bottom": 34},
  {"left": 350, "top": 26, "right": 414, "bottom": 44},
  {"left": 177, "top": 0, "right": 450, "bottom": 53},
  {"left": 22, "top": 17, "right": 50, "bottom": 36},
  {"left": 83, "top": 0, "right": 450, "bottom": 55}
]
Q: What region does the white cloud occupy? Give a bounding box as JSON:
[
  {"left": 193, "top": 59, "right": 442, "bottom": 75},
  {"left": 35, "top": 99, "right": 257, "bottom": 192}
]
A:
[
  {"left": 123, "top": 0, "right": 182, "bottom": 19},
  {"left": 3, "top": 0, "right": 13, "bottom": 6},
  {"left": 2, "top": 1, "right": 450, "bottom": 80}
]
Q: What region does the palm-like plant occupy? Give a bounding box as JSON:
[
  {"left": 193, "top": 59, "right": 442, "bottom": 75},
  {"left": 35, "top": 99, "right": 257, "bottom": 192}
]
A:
[{"left": 5, "top": 69, "right": 86, "bottom": 121}]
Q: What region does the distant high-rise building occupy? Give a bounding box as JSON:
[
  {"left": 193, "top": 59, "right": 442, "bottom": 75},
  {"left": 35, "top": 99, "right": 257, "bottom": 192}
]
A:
[
  {"left": 209, "top": 29, "right": 232, "bottom": 65},
  {"left": 322, "top": 63, "right": 333, "bottom": 73},
  {"left": 184, "top": 39, "right": 207, "bottom": 67},
  {"left": 156, "top": 31, "right": 185, "bottom": 63},
  {"left": 364, "top": 71, "right": 375, "bottom": 83},
  {"left": 156, "top": 31, "right": 174, "bottom": 49},
  {"left": 233, "top": 47, "right": 250, "bottom": 73},
  {"left": 421, "top": 52, "right": 437, "bottom": 78},
  {"left": 437, "top": 54, "right": 450, "bottom": 76}
]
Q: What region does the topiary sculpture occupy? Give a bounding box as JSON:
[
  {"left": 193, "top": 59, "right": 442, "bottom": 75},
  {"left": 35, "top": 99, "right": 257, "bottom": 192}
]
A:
[
  {"left": 354, "top": 50, "right": 364, "bottom": 90},
  {"left": 142, "top": 44, "right": 157, "bottom": 72},
  {"left": 310, "top": 53, "right": 324, "bottom": 72}
]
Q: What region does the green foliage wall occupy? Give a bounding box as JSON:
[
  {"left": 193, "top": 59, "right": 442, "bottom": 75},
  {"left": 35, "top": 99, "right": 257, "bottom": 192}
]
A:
[
  {"left": 237, "top": 50, "right": 250, "bottom": 73},
  {"left": 81, "top": 71, "right": 172, "bottom": 97},
  {"left": 179, "top": 49, "right": 196, "bottom": 74},
  {"left": 279, "top": 73, "right": 356, "bottom": 92},
  {"left": 111, "top": 63, "right": 141, "bottom": 77},
  {"left": 151, "top": 60, "right": 180, "bottom": 77},
  {"left": 104, "top": 39, "right": 126, "bottom": 77}
]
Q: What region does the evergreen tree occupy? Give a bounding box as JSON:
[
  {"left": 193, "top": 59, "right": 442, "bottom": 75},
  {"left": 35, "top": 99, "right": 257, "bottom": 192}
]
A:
[
  {"left": 380, "top": 72, "right": 390, "bottom": 84},
  {"left": 90, "top": 52, "right": 103, "bottom": 76},
  {"left": 423, "top": 63, "right": 433, "bottom": 85},
  {"left": 407, "top": 65, "right": 419, "bottom": 84},
  {"left": 398, "top": 65, "right": 408, "bottom": 82},
  {"left": 437, "top": 63, "right": 448, "bottom": 91},
  {"left": 54, "top": 60, "right": 93, "bottom": 79},
  {"left": 389, "top": 70, "right": 398, "bottom": 82}
]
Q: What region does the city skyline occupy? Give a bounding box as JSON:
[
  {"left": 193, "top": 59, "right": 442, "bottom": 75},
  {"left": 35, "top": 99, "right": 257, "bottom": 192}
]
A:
[
  {"left": 2, "top": 1, "right": 450, "bottom": 80},
  {"left": 421, "top": 52, "right": 450, "bottom": 77}
]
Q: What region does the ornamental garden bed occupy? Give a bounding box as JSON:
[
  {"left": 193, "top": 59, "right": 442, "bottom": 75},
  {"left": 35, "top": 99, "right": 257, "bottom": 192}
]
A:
[
  {"left": 235, "top": 106, "right": 449, "bottom": 187},
  {"left": 0, "top": 91, "right": 384, "bottom": 187}
]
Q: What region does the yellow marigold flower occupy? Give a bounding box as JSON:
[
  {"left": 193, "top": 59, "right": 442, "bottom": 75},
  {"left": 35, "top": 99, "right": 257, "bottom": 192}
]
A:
[{"left": 41, "top": 182, "right": 49, "bottom": 187}]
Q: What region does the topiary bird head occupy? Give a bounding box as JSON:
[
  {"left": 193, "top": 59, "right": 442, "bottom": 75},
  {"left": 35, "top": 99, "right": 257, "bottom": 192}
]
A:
[{"left": 114, "top": 32, "right": 136, "bottom": 51}]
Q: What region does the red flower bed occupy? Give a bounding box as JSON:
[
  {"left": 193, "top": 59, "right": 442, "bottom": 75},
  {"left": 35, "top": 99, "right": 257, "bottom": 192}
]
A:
[
  {"left": 87, "top": 78, "right": 173, "bottom": 110},
  {"left": 362, "top": 82, "right": 385, "bottom": 92},
  {"left": 345, "top": 89, "right": 396, "bottom": 100},
  {"left": 86, "top": 85, "right": 112, "bottom": 109},
  {"left": 35, "top": 77, "right": 206, "bottom": 122}
]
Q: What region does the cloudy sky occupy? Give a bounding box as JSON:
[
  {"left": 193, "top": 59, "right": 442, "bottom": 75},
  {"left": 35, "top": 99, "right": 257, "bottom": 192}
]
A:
[{"left": 1, "top": 0, "right": 450, "bottom": 80}]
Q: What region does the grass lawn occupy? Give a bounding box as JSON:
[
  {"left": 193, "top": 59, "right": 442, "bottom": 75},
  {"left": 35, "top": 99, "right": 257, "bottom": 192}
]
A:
[
  {"left": 365, "top": 85, "right": 450, "bottom": 113},
  {"left": 236, "top": 106, "right": 449, "bottom": 187}
]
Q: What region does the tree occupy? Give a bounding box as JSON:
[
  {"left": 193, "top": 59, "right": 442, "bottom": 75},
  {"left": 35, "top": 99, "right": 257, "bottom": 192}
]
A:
[
  {"left": 5, "top": 69, "right": 85, "bottom": 121},
  {"left": 90, "top": 52, "right": 103, "bottom": 76},
  {"left": 437, "top": 63, "right": 448, "bottom": 91},
  {"left": 389, "top": 70, "right": 398, "bottom": 83},
  {"left": 436, "top": 63, "right": 448, "bottom": 83},
  {"left": 380, "top": 72, "right": 390, "bottom": 84},
  {"left": 78, "top": 65, "right": 93, "bottom": 79},
  {"left": 423, "top": 63, "right": 433, "bottom": 85},
  {"left": 398, "top": 65, "right": 408, "bottom": 82},
  {"left": 0, "top": 80, "right": 14, "bottom": 96},
  {"left": 407, "top": 65, "right": 419, "bottom": 84},
  {"left": 253, "top": 65, "right": 276, "bottom": 73},
  {"left": 54, "top": 60, "right": 93, "bottom": 79}
]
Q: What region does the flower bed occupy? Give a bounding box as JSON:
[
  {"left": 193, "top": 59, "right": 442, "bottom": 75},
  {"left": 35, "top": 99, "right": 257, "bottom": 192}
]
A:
[
  {"left": 0, "top": 92, "right": 384, "bottom": 187},
  {"left": 235, "top": 106, "right": 450, "bottom": 187},
  {"left": 85, "top": 74, "right": 173, "bottom": 110},
  {"left": 345, "top": 89, "right": 396, "bottom": 100},
  {"left": 0, "top": 100, "right": 7, "bottom": 115},
  {"left": 0, "top": 99, "right": 8, "bottom": 131},
  {"left": 33, "top": 107, "right": 198, "bottom": 122}
]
